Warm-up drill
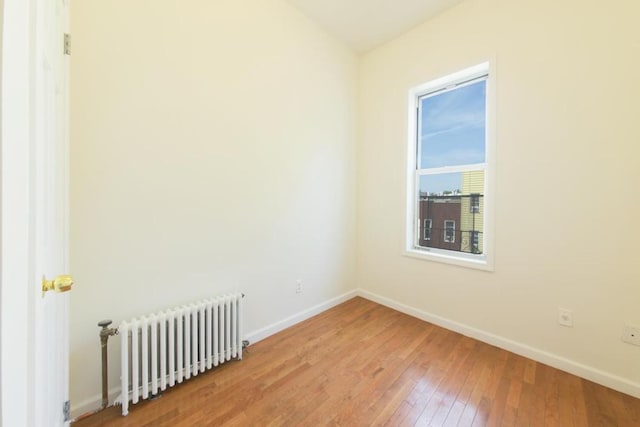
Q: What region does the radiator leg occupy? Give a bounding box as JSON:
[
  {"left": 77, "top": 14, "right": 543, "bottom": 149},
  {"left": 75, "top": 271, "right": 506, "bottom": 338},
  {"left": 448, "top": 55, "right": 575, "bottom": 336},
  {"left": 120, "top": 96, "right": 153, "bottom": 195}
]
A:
[{"left": 98, "top": 319, "right": 119, "bottom": 410}]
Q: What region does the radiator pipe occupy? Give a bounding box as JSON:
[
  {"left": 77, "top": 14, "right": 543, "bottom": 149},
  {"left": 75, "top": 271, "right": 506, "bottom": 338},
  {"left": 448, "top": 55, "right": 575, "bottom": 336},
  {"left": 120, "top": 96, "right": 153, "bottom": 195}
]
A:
[{"left": 98, "top": 319, "right": 119, "bottom": 410}]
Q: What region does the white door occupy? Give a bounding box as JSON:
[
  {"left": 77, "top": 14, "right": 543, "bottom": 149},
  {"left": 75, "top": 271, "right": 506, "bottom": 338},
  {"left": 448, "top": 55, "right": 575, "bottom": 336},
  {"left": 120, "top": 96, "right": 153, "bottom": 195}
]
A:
[{"left": 1, "top": 0, "right": 71, "bottom": 426}]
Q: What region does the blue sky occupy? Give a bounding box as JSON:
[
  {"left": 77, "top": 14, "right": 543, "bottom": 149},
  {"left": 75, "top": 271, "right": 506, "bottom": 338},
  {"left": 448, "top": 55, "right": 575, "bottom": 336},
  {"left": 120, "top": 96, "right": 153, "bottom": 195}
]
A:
[{"left": 419, "top": 80, "right": 486, "bottom": 194}]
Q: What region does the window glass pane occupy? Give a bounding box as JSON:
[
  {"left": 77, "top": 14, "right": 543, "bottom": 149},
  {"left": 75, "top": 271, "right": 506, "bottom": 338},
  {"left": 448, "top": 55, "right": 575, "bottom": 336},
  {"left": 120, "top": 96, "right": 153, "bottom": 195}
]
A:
[
  {"left": 419, "top": 79, "right": 486, "bottom": 169},
  {"left": 417, "top": 171, "right": 484, "bottom": 254}
]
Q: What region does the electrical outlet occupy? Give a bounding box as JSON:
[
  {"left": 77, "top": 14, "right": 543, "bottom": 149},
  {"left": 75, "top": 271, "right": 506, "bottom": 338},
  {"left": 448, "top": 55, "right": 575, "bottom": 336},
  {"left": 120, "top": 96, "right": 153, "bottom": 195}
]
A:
[
  {"left": 296, "top": 280, "right": 302, "bottom": 294},
  {"left": 558, "top": 308, "right": 573, "bottom": 327},
  {"left": 622, "top": 324, "right": 640, "bottom": 346}
]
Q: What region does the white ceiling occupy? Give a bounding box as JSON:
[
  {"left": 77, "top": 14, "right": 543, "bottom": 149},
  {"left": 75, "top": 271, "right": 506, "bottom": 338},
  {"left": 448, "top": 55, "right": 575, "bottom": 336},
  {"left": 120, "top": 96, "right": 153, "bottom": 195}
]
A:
[{"left": 288, "top": 0, "right": 465, "bottom": 53}]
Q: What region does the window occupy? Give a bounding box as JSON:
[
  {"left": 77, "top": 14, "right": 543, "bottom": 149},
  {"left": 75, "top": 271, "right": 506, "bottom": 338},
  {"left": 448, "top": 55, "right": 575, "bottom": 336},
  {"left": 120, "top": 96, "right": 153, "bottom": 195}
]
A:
[
  {"left": 444, "top": 220, "right": 455, "bottom": 243},
  {"left": 423, "top": 219, "right": 432, "bottom": 240},
  {"left": 405, "top": 62, "right": 494, "bottom": 270}
]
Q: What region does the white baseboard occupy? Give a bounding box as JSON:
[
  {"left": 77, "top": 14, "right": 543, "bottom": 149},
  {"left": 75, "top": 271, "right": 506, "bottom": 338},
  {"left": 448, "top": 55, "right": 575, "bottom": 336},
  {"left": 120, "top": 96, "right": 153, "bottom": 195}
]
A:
[
  {"left": 70, "top": 289, "right": 359, "bottom": 418},
  {"left": 70, "top": 387, "right": 121, "bottom": 420},
  {"left": 357, "top": 288, "right": 640, "bottom": 399},
  {"left": 244, "top": 289, "right": 358, "bottom": 344}
]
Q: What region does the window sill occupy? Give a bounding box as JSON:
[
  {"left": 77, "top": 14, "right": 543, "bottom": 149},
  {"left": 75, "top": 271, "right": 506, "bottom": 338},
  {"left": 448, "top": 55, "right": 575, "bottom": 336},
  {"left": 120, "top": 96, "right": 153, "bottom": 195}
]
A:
[{"left": 403, "top": 247, "right": 494, "bottom": 272}]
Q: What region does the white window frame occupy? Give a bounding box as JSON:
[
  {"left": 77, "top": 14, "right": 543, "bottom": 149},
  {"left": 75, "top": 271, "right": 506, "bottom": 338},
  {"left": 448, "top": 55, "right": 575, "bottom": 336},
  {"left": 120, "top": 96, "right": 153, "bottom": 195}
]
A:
[
  {"left": 423, "top": 219, "right": 432, "bottom": 241},
  {"left": 444, "top": 220, "right": 456, "bottom": 243},
  {"left": 404, "top": 62, "right": 495, "bottom": 271}
]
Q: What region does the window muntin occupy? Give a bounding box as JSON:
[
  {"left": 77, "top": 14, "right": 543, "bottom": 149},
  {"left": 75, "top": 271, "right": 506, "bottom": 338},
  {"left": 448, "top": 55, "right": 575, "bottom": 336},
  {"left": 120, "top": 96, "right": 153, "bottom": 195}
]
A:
[{"left": 406, "top": 62, "right": 491, "bottom": 269}]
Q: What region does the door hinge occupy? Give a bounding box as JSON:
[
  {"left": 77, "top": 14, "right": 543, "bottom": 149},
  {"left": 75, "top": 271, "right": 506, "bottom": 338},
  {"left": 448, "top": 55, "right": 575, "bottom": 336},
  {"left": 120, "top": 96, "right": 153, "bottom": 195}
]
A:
[
  {"left": 63, "top": 400, "right": 70, "bottom": 422},
  {"left": 64, "top": 33, "right": 71, "bottom": 55}
]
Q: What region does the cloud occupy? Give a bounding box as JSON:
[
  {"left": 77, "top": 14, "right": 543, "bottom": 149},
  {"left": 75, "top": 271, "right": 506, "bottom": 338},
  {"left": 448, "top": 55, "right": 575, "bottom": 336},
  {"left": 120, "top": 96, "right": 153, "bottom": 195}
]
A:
[{"left": 421, "top": 118, "right": 484, "bottom": 139}]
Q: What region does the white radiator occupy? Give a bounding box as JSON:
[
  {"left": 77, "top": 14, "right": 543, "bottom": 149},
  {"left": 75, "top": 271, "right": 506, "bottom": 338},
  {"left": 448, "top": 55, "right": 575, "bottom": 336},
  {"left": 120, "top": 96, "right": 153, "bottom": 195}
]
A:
[{"left": 117, "top": 292, "right": 243, "bottom": 416}]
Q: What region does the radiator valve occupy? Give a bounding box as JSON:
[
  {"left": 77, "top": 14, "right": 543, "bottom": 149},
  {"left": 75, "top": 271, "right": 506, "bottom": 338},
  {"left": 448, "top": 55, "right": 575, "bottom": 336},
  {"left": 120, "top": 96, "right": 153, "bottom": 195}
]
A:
[
  {"left": 98, "top": 319, "right": 118, "bottom": 410},
  {"left": 98, "top": 319, "right": 118, "bottom": 342}
]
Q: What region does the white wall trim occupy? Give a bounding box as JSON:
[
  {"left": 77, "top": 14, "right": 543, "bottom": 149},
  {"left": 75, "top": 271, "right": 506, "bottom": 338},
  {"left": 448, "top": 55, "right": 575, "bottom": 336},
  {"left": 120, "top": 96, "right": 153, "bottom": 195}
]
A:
[
  {"left": 70, "top": 289, "right": 359, "bottom": 419},
  {"left": 245, "top": 290, "right": 358, "bottom": 345},
  {"left": 357, "top": 288, "right": 640, "bottom": 399},
  {"left": 70, "top": 387, "right": 120, "bottom": 422}
]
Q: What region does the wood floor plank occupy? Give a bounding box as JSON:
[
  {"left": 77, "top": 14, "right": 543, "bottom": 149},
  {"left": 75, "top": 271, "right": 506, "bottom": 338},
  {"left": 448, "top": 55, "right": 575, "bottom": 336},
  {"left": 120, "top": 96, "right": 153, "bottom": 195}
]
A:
[
  {"left": 556, "top": 371, "right": 576, "bottom": 426},
  {"left": 513, "top": 381, "right": 534, "bottom": 427},
  {"left": 543, "top": 365, "right": 561, "bottom": 427},
  {"left": 523, "top": 358, "right": 537, "bottom": 385},
  {"left": 567, "top": 375, "right": 589, "bottom": 427},
  {"left": 622, "top": 392, "right": 640, "bottom": 425},
  {"left": 72, "top": 297, "right": 640, "bottom": 427},
  {"left": 484, "top": 376, "right": 510, "bottom": 426}
]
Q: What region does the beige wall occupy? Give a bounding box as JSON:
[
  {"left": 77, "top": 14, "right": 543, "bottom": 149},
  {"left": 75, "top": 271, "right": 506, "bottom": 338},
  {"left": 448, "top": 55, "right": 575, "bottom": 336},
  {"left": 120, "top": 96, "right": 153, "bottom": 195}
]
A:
[
  {"left": 70, "top": 0, "right": 357, "bottom": 410},
  {"left": 358, "top": 0, "right": 640, "bottom": 390}
]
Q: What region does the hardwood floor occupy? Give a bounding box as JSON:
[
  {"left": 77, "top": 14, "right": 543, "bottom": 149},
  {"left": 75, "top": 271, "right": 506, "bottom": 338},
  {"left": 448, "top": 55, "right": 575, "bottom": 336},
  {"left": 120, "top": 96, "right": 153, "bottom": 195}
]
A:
[{"left": 73, "top": 297, "right": 640, "bottom": 426}]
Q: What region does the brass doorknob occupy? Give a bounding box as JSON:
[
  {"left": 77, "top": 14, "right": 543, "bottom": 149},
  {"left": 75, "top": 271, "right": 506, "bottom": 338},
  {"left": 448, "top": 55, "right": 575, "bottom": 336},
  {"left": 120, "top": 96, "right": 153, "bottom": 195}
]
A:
[{"left": 42, "top": 275, "right": 74, "bottom": 294}]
